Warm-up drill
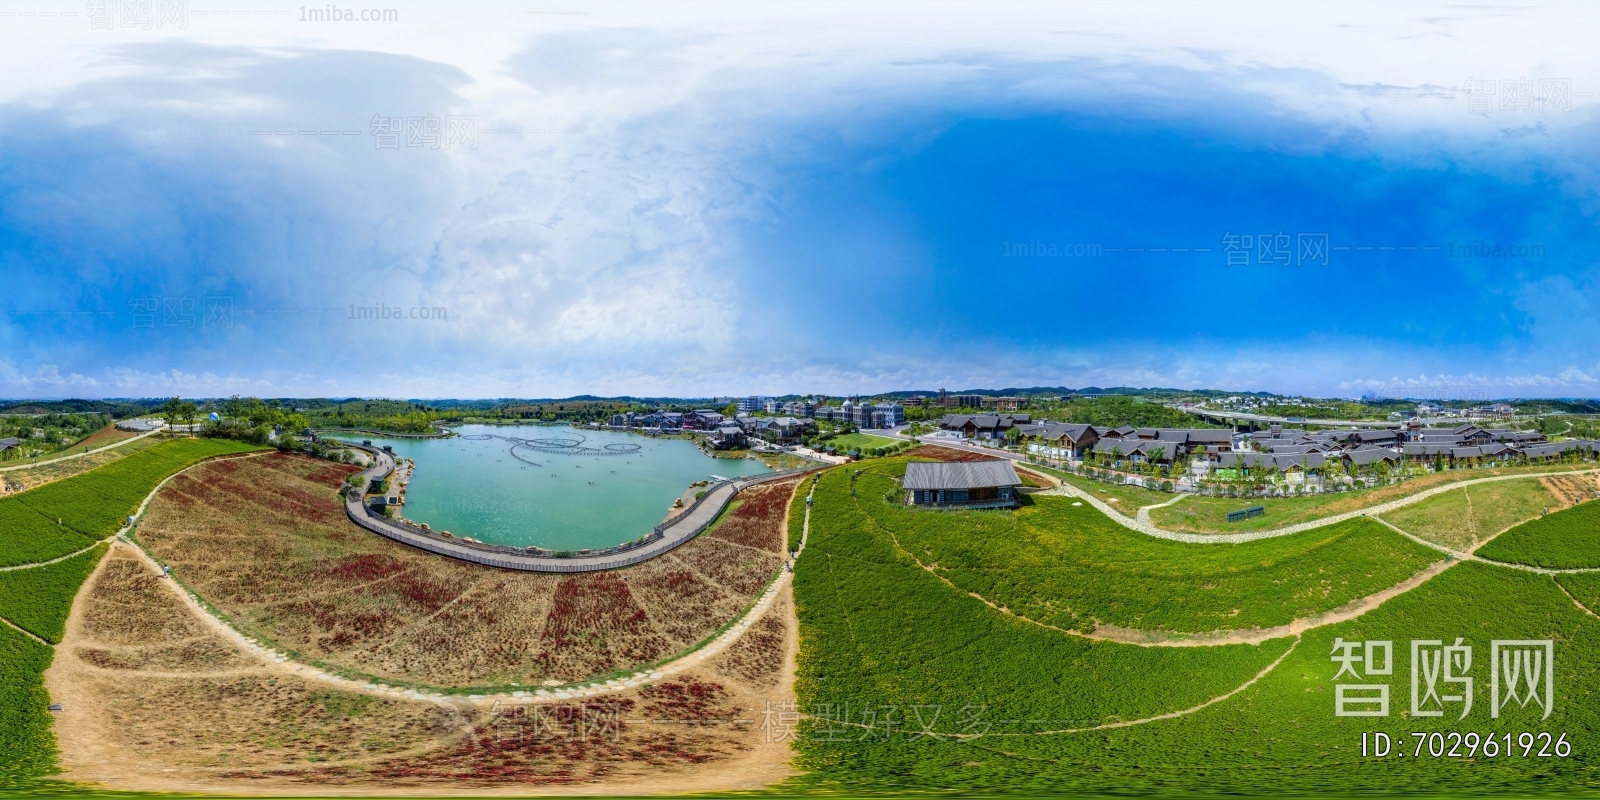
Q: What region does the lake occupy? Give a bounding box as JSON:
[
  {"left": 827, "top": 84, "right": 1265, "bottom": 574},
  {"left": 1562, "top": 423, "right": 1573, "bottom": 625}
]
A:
[{"left": 359, "top": 424, "right": 773, "bottom": 550}]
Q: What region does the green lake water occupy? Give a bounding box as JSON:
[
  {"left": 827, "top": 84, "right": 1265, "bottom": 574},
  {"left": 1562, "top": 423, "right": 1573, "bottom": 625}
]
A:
[{"left": 360, "top": 424, "right": 772, "bottom": 550}]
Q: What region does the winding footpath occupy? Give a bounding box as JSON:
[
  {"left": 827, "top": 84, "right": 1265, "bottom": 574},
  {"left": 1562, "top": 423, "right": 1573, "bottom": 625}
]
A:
[{"left": 1038, "top": 467, "right": 1600, "bottom": 543}]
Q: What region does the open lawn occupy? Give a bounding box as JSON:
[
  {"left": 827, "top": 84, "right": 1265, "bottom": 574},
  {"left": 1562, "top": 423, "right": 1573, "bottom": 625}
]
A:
[
  {"left": 1380, "top": 477, "right": 1559, "bottom": 552},
  {"left": 136, "top": 454, "right": 797, "bottom": 690},
  {"left": 1043, "top": 467, "right": 1173, "bottom": 510},
  {"left": 821, "top": 459, "right": 1440, "bottom": 634},
  {"left": 824, "top": 433, "right": 897, "bottom": 453},
  {"left": 1476, "top": 497, "right": 1600, "bottom": 569},
  {"left": 1151, "top": 462, "right": 1600, "bottom": 533}
]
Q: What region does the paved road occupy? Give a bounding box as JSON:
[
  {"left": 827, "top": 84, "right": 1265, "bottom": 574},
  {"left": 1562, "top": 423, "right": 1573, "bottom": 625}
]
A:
[{"left": 344, "top": 445, "right": 816, "bottom": 572}]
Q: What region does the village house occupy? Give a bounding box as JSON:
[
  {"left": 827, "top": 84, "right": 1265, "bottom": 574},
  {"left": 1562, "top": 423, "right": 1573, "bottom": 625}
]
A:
[
  {"left": 1015, "top": 422, "right": 1099, "bottom": 458},
  {"left": 938, "top": 413, "right": 1031, "bottom": 439},
  {"left": 710, "top": 425, "right": 747, "bottom": 449},
  {"left": 902, "top": 459, "right": 1022, "bottom": 509}
]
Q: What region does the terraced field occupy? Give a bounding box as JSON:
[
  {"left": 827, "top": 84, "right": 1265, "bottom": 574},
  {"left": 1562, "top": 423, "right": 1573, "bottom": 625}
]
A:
[{"left": 135, "top": 453, "right": 800, "bottom": 690}]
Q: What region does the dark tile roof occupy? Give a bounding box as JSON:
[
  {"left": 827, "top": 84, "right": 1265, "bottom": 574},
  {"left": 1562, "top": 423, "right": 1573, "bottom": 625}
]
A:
[{"left": 903, "top": 459, "right": 1022, "bottom": 490}]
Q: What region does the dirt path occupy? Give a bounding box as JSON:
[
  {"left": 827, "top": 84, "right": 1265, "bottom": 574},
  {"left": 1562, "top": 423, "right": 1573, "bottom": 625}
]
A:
[{"left": 0, "top": 540, "right": 104, "bottom": 571}]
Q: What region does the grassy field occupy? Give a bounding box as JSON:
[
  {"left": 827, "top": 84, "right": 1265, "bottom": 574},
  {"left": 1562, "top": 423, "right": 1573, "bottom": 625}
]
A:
[
  {"left": 793, "top": 465, "right": 1296, "bottom": 743},
  {"left": 1476, "top": 498, "right": 1600, "bottom": 569},
  {"left": 791, "top": 536, "right": 1600, "bottom": 794},
  {"left": 1043, "top": 467, "right": 1173, "bottom": 510},
  {"left": 1380, "top": 478, "right": 1558, "bottom": 551},
  {"left": 831, "top": 459, "right": 1440, "bottom": 633},
  {"left": 136, "top": 453, "right": 797, "bottom": 690},
  {"left": 0, "top": 544, "right": 108, "bottom": 643},
  {"left": 0, "top": 623, "right": 57, "bottom": 784},
  {"left": 1151, "top": 462, "right": 1600, "bottom": 533}
]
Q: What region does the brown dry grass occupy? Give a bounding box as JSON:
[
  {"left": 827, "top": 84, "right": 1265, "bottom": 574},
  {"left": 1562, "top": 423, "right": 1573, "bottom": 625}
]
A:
[
  {"left": 47, "top": 537, "right": 802, "bottom": 794},
  {"left": 1540, "top": 473, "right": 1598, "bottom": 507},
  {"left": 74, "top": 423, "right": 139, "bottom": 450},
  {"left": 135, "top": 453, "right": 797, "bottom": 689}
]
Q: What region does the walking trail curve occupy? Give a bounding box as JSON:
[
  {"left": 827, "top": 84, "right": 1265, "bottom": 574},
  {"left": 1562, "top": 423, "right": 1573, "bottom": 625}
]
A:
[{"left": 1038, "top": 467, "right": 1600, "bottom": 543}]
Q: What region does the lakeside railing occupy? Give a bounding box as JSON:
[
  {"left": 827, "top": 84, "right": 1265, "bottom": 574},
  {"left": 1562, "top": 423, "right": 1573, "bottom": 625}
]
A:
[{"left": 342, "top": 445, "right": 822, "bottom": 571}]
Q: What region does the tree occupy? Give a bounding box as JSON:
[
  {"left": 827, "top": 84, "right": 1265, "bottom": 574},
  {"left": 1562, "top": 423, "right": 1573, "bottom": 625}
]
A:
[{"left": 159, "top": 397, "right": 187, "bottom": 428}]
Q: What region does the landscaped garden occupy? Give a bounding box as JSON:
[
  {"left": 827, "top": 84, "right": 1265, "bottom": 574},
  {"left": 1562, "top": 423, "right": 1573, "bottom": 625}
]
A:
[{"left": 1150, "top": 461, "right": 1600, "bottom": 534}]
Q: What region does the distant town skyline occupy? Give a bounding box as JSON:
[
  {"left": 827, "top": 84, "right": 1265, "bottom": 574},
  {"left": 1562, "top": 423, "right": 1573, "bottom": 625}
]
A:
[{"left": 5, "top": 3, "right": 1600, "bottom": 398}]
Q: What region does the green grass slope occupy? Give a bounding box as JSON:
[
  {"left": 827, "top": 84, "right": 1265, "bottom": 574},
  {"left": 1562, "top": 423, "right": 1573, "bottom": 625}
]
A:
[
  {"left": 11, "top": 438, "right": 260, "bottom": 539},
  {"left": 794, "top": 466, "right": 1295, "bottom": 742},
  {"left": 1476, "top": 499, "right": 1600, "bottom": 569},
  {"left": 791, "top": 557, "right": 1600, "bottom": 794},
  {"left": 0, "top": 624, "right": 58, "bottom": 784},
  {"left": 842, "top": 459, "right": 1442, "bottom": 633},
  {"left": 0, "top": 544, "right": 108, "bottom": 643}
]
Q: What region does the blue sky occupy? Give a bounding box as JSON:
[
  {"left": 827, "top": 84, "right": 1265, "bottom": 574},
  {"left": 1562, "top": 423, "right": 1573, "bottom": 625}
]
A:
[{"left": 2, "top": 2, "right": 1599, "bottom": 399}]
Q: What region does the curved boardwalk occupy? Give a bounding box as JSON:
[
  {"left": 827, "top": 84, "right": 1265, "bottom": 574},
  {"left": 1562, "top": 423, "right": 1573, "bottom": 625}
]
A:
[{"left": 345, "top": 445, "right": 818, "bottom": 572}]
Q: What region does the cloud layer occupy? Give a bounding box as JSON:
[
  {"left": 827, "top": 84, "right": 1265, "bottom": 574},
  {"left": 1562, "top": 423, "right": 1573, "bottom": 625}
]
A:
[{"left": 3, "top": 2, "right": 1600, "bottom": 397}]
